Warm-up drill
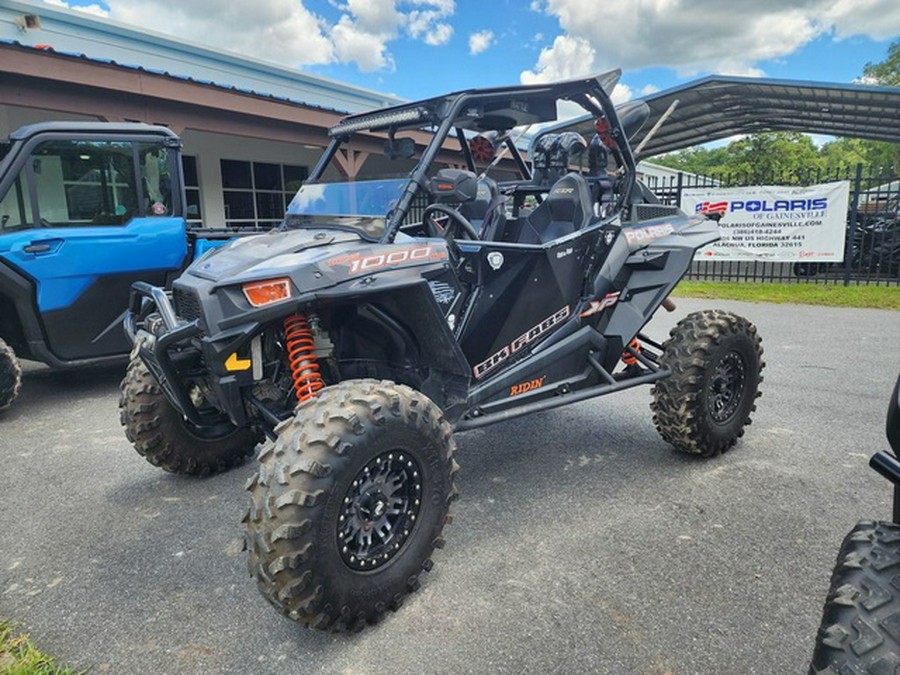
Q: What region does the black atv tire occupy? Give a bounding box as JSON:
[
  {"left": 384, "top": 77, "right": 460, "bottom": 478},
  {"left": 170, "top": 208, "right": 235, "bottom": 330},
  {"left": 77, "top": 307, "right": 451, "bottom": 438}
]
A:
[
  {"left": 119, "top": 356, "right": 259, "bottom": 476},
  {"left": 794, "top": 262, "right": 822, "bottom": 277},
  {"left": 651, "top": 310, "right": 764, "bottom": 457},
  {"left": 0, "top": 338, "right": 22, "bottom": 412},
  {"left": 243, "top": 379, "right": 458, "bottom": 631},
  {"left": 810, "top": 521, "right": 900, "bottom": 674}
]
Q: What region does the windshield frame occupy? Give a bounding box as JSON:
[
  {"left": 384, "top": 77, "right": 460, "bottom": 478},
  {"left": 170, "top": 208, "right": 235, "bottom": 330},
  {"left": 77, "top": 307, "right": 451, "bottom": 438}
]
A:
[{"left": 299, "top": 72, "right": 634, "bottom": 244}]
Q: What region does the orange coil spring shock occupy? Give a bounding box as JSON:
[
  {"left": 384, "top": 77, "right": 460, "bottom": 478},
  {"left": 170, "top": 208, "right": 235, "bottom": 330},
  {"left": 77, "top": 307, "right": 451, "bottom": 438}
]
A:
[
  {"left": 621, "top": 337, "right": 641, "bottom": 366},
  {"left": 283, "top": 314, "right": 325, "bottom": 404}
]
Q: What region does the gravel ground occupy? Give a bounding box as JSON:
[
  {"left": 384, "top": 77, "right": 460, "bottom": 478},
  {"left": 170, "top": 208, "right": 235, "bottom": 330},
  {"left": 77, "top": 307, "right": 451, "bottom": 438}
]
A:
[{"left": 0, "top": 298, "right": 898, "bottom": 674}]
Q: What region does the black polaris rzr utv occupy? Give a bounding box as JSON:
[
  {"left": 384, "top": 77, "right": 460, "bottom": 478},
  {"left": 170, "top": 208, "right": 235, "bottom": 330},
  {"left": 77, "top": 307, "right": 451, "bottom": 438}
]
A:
[{"left": 121, "top": 70, "right": 764, "bottom": 631}]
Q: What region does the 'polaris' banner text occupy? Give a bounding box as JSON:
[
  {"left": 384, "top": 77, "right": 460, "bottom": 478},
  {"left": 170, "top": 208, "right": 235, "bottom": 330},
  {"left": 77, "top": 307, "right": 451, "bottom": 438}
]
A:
[{"left": 681, "top": 181, "right": 850, "bottom": 262}]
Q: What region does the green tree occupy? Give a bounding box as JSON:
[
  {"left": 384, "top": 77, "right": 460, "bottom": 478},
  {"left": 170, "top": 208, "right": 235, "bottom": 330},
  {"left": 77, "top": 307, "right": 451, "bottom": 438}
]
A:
[
  {"left": 819, "top": 137, "right": 900, "bottom": 174},
  {"left": 853, "top": 39, "right": 900, "bottom": 173},
  {"left": 863, "top": 40, "right": 900, "bottom": 86},
  {"left": 864, "top": 141, "right": 900, "bottom": 174},
  {"left": 727, "top": 132, "right": 821, "bottom": 181},
  {"left": 818, "top": 138, "right": 869, "bottom": 169},
  {"left": 650, "top": 145, "right": 731, "bottom": 175},
  {"left": 653, "top": 132, "right": 824, "bottom": 181}
]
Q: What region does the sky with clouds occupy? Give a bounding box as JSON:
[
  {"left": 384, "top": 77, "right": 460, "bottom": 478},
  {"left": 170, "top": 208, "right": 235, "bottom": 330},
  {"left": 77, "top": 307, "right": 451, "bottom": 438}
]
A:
[{"left": 51, "top": 0, "right": 900, "bottom": 104}]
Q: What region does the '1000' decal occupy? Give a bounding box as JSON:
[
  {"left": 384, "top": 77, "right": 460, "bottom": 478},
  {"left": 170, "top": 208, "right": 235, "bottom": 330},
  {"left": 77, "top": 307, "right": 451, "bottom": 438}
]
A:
[
  {"left": 473, "top": 306, "right": 570, "bottom": 379},
  {"left": 327, "top": 245, "right": 448, "bottom": 276}
]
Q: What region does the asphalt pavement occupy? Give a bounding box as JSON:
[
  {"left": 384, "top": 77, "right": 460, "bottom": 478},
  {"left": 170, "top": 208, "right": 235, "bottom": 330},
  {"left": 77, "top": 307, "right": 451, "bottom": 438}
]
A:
[{"left": 1, "top": 298, "right": 898, "bottom": 674}]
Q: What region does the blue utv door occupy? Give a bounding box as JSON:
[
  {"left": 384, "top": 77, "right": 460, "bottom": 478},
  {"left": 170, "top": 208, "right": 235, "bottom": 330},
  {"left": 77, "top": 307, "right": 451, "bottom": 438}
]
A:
[{"left": 0, "top": 133, "right": 187, "bottom": 361}]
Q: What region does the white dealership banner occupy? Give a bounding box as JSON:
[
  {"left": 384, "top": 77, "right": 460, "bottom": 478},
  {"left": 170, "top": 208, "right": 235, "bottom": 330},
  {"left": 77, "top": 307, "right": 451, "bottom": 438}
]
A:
[{"left": 681, "top": 181, "right": 850, "bottom": 262}]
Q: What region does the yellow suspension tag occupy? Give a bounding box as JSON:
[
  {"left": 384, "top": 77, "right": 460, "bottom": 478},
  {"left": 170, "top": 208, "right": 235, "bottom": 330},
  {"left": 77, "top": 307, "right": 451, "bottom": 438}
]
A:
[{"left": 225, "top": 352, "right": 252, "bottom": 372}]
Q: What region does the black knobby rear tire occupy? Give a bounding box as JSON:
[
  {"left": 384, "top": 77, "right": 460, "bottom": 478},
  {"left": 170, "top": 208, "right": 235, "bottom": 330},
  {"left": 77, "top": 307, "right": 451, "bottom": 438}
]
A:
[
  {"left": 651, "top": 310, "right": 764, "bottom": 457},
  {"left": 119, "top": 356, "right": 259, "bottom": 476},
  {"left": 810, "top": 521, "right": 900, "bottom": 674},
  {"left": 0, "top": 338, "right": 22, "bottom": 412},
  {"left": 243, "top": 379, "right": 458, "bottom": 631}
]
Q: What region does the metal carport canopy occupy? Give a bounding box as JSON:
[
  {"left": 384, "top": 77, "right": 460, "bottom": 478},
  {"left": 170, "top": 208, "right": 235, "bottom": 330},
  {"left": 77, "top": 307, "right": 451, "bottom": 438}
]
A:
[{"left": 548, "top": 75, "right": 900, "bottom": 159}]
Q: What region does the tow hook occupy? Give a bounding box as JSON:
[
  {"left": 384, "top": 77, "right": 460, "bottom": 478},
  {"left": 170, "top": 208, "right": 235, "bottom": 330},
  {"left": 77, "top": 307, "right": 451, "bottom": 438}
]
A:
[{"left": 129, "top": 330, "right": 156, "bottom": 359}]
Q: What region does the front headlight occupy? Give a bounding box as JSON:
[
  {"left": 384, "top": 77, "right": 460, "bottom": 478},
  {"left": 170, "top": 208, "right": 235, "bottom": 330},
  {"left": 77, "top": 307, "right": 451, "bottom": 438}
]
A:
[{"left": 241, "top": 278, "right": 292, "bottom": 307}]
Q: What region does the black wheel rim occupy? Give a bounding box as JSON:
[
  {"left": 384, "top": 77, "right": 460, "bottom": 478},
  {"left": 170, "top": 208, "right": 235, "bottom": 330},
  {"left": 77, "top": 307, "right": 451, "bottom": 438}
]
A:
[
  {"left": 338, "top": 451, "right": 422, "bottom": 571},
  {"left": 707, "top": 351, "right": 747, "bottom": 424}
]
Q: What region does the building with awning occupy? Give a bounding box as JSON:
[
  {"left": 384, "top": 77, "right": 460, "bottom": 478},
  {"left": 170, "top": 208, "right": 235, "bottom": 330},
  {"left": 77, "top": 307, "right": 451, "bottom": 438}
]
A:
[{"left": 0, "top": 0, "right": 415, "bottom": 229}]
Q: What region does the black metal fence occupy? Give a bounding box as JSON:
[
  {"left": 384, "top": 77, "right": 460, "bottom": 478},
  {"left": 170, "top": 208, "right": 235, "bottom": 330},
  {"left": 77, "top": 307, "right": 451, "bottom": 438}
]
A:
[{"left": 648, "top": 164, "right": 900, "bottom": 286}]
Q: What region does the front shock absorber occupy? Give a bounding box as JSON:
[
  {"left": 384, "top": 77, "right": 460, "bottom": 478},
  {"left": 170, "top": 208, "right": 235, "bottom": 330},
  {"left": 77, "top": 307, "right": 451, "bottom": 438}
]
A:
[{"left": 283, "top": 314, "right": 325, "bottom": 405}]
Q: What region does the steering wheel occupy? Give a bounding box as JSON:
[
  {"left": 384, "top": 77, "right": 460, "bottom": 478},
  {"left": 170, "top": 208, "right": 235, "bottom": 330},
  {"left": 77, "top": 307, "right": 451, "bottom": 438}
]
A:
[{"left": 422, "top": 204, "right": 480, "bottom": 241}]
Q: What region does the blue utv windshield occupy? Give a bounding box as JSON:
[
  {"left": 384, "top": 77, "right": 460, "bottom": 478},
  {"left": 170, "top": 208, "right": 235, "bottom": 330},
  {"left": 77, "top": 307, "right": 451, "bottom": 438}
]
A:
[{"left": 284, "top": 179, "right": 407, "bottom": 240}]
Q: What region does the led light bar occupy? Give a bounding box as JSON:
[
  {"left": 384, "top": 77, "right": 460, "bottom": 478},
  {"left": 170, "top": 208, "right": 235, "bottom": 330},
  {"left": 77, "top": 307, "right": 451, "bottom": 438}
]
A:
[{"left": 329, "top": 107, "right": 430, "bottom": 136}]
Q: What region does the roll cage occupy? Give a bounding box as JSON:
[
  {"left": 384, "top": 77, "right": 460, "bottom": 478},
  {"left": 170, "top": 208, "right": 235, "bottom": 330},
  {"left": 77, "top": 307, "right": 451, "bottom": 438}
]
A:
[{"left": 298, "top": 70, "right": 636, "bottom": 244}]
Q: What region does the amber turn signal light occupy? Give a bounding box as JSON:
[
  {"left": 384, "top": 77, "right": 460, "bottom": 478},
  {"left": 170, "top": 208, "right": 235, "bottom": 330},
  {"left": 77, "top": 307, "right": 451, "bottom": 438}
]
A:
[{"left": 242, "top": 278, "right": 292, "bottom": 307}]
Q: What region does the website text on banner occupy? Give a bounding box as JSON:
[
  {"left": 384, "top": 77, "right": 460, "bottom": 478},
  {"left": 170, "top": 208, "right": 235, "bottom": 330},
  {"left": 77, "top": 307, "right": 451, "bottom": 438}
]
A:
[{"left": 680, "top": 181, "right": 850, "bottom": 262}]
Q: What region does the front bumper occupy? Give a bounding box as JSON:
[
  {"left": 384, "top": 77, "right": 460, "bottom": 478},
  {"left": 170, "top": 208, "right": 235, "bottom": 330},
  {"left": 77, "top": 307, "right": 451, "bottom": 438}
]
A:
[{"left": 125, "top": 282, "right": 213, "bottom": 426}]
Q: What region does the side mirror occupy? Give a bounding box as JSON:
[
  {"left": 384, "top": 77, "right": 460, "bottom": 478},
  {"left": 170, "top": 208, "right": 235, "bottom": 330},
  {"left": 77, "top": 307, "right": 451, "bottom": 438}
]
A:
[{"left": 384, "top": 137, "right": 416, "bottom": 160}]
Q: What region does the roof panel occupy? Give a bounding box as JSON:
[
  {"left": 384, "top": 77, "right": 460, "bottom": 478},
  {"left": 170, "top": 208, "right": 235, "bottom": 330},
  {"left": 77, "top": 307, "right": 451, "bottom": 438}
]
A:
[
  {"left": 546, "top": 75, "right": 900, "bottom": 158},
  {"left": 0, "top": 39, "right": 347, "bottom": 115}
]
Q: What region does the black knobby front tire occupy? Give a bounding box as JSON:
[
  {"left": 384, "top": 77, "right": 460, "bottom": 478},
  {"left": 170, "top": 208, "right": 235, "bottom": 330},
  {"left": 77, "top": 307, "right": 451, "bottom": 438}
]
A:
[
  {"left": 651, "top": 310, "right": 764, "bottom": 457},
  {"left": 119, "top": 356, "right": 259, "bottom": 476},
  {"left": 0, "top": 338, "right": 22, "bottom": 412},
  {"left": 810, "top": 521, "right": 900, "bottom": 674},
  {"left": 243, "top": 379, "right": 458, "bottom": 631}
]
